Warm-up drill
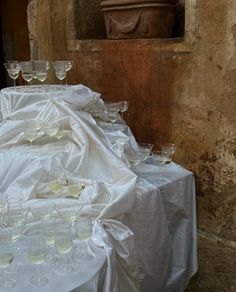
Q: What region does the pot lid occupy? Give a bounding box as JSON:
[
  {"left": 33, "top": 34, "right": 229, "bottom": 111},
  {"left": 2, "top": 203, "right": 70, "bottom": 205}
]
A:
[{"left": 100, "top": 0, "right": 178, "bottom": 7}]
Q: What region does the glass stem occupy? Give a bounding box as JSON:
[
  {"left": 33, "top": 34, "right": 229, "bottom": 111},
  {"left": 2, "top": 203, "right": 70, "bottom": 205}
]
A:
[
  {"left": 13, "top": 79, "right": 16, "bottom": 87},
  {"left": 36, "top": 264, "right": 41, "bottom": 279}
]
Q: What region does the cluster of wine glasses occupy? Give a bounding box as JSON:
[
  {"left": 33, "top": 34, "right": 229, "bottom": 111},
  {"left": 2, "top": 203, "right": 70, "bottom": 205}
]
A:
[
  {"left": 24, "top": 120, "right": 68, "bottom": 146},
  {"left": 126, "top": 142, "right": 176, "bottom": 168},
  {"left": 3, "top": 60, "right": 73, "bottom": 87},
  {"left": 0, "top": 194, "right": 93, "bottom": 289},
  {"left": 93, "top": 100, "right": 129, "bottom": 124}
]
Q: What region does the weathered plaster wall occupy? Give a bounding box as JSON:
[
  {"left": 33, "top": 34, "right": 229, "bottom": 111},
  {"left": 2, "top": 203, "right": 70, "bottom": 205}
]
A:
[{"left": 28, "top": 0, "right": 236, "bottom": 290}]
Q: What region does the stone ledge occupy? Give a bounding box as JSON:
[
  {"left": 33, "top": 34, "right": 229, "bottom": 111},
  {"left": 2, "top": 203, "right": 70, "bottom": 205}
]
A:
[{"left": 67, "top": 37, "right": 192, "bottom": 53}]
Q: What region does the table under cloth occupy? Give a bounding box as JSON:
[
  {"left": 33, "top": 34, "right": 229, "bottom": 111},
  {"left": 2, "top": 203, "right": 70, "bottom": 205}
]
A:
[{"left": 0, "top": 85, "right": 197, "bottom": 292}]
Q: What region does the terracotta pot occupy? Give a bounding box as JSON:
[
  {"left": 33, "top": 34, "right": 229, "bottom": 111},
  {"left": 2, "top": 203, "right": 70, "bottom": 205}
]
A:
[{"left": 101, "top": 0, "right": 178, "bottom": 39}]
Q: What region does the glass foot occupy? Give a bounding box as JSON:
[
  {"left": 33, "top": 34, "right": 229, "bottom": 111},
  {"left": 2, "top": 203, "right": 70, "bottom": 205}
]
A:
[
  {"left": 56, "top": 264, "right": 74, "bottom": 274},
  {"left": 30, "top": 275, "right": 48, "bottom": 287},
  {"left": 7, "top": 262, "right": 23, "bottom": 273},
  {"left": 0, "top": 278, "right": 16, "bottom": 290}
]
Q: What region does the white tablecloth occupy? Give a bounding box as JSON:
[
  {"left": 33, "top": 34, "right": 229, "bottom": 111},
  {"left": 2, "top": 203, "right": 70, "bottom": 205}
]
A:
[{"left": 0, "top": 85, "right": 197, "bottom": 292}]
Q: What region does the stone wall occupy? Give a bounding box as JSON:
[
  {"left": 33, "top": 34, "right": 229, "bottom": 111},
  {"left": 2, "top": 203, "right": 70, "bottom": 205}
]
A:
[{"left": 28, "top": 0, "right": 236, "bottom": 290}]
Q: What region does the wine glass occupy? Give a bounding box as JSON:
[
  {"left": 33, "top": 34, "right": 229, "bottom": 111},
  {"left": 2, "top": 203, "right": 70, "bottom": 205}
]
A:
[
  {"left": 24, "top": 123, "right": 38, "bottom": 147},
  {"left": 0, "top": 227, "right": 15, "bottom": 290},
  {"left": 52, "top": 61, "right": 67, "bottom": 86},
  {"left": 126, "top": 148, "right": 143, "bottom": 169},
  {"left": 138, "top": 143, "right": 154, "bottom": 162},
  {"left": 152, "top": 150, "right": 172, "bottom": 166},
  {"left": 43, "top": 121, "right": 60, "bottom": 137},
  {"left": 41, "top": 219, "right": 59, "bottom": 264},
  {"left": 3, "top": 61, "right": 21, "bottom": 87},
  {"left": 21, "top": 61, "right": 34, "bottom": 85},
  {"left": 64, "top": 61, "right": 73, "bottom": 86},
  {"left": 34, "top": 60, "right": 48, "bottom": 86},
  {"left": 29, "top": 200, "right": 56, "bottom": 222},
  {"left": 55, "top": 222, "right": 74, "bottom": 274},
  {"left": 6, "top": 201, "right": 28, "bottom": 241},
  {"left": 56, "top": 201, "right": 82, "bottom": 224},
  {"left": 74, "top": 216, "right": 93, "bottom": 262},
  {"left": 4, "top": 201, "right": 28, "bottom": 273},
  {"left": 26, "top": 230, "right": 48, "bottom": 287},
  {"left": 161, "top": 143, "right": 176, "bottom": 157}
]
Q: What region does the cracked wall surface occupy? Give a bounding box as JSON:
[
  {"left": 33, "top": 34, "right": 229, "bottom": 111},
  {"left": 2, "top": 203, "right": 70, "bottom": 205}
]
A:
[{"left": 28, "top": 0, "right": 236, "bottom": 290}]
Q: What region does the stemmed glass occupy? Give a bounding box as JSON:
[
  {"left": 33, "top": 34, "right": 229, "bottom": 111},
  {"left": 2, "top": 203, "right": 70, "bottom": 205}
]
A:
[
  {"left": 64, "top": 61, "right": 73, "bottom": 86},
  {"left": 126, "top": 149, "right": 143, "bottom": 168},
  {"left": 0, "top": 227, "right": 15, "bottom": 290},
  {"left": 4, "top": 201, "right": 28, "bottom": 273},
  {"left": 21, "top": 61, "right": 34, "bottom": 85},
  {"left": 152, "top": 150, "right": 172, "bottom": 166},
  {"left": 55, "top": 222, "right": 74, "bottom": 274},
  {"left": 138, "top": 143, "right": 154, "bottom": 162},
  {"left": 52, "top": 61, "right": 67, "bottom": 86},
  {"left": 3, "top": 61, "right": 21, "bottom": 87},
  {"left": 34, "top": 60, "right": 48, "bottom": 86},
  {"left": 56, "top": 201, "right": 82, "bottom": 224},
  {"left": 43, "top": 121, "right": 60, "bottom": 137},
  {"left": 41, "top": 219, "right": 59, "bottom": 264},
  {"left": 74, "top": 216, "right": 93, "bottom": 262},
  {"left": 26, "top": 230, "right": 48, "bottom": 287},
  {"left": 24, "top": 122, "right": 38, "bottom": 147},
  {"left": 29, "top": 200, "right": 56, "bottom": 222},
  {"left": 161, "top": 143, "right": 176, "bottom": 157}
]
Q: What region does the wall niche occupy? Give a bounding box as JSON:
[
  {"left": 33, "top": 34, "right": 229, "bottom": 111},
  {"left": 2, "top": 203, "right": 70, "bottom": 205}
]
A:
[{"left": 74, "top": 0, "right": 185, "bottom": 40}]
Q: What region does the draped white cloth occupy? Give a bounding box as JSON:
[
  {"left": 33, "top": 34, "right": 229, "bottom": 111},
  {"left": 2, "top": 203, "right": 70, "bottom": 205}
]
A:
[{"left": 0, "top": 85, "right": 197, "bottom": 292}]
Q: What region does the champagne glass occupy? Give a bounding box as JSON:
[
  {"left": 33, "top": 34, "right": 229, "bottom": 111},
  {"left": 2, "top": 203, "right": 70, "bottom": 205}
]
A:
[
  {"left": 64, "top": 61, "right": 73, "bottom": 86},
  {"left": 21, "top": 61, "right": 34, "bottom": 85},
  {"left": 161, "top": 143, "right": 176, "bottom": 158},
  {"left": 54, "top": 120, "right": 67, "bottom": 140},
  {"left": 41, "top": 220, "right": 59, "bottom": 264},
  {"left": 55, "top": 222, "right": 74, "bottom": 274},
  {"left": 6, "top": 201, "right": 28, "bottom": 242},
  {"left": 0, "top": 227, "right": 15, "bottom": 290},
  {"left": 74, "top": 216, "right": 93, "bottom": 262},
  {"left": 126, "top": 150, "right": 143, "bottom": 168},
  {"left": 138, "top": 143, "right": 154, "bottom": 162},
  {"left": 34, "top": 60, "right": 48, "bottom": 86},
  {"left": 52, "top": 61, "right": 67, "bottom": 86},
  {"left": 4, "top": 201, "right": 28, "bottom": 272},
  {"left": 26, "top": 230, "right": 48, "bottom": 287},
  {"left": 56, "top": 201, "right": 82, "bottom": 224},
  {"left": 3, "top": 61, "right": 21, "bottom": 87},
  {"left": 29, "top": 200, "right": 56, "bottom": 222},
  {"left": 24, "top": 123, "right": 38, "bottom": 147},
  {"left": 43, "top": 121, "right": 60, "bottom": 137},
  {"left": 152, "top": 150, "right": 172, "bottom": 166},
  {"left": 103, "top": 110, "right": 120, "bottom": 124}
]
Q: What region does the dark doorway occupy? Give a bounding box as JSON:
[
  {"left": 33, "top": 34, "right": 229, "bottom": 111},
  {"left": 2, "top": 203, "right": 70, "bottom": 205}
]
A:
[{"left": 0, "top": 0, "right": 30, "bottom": 87}]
